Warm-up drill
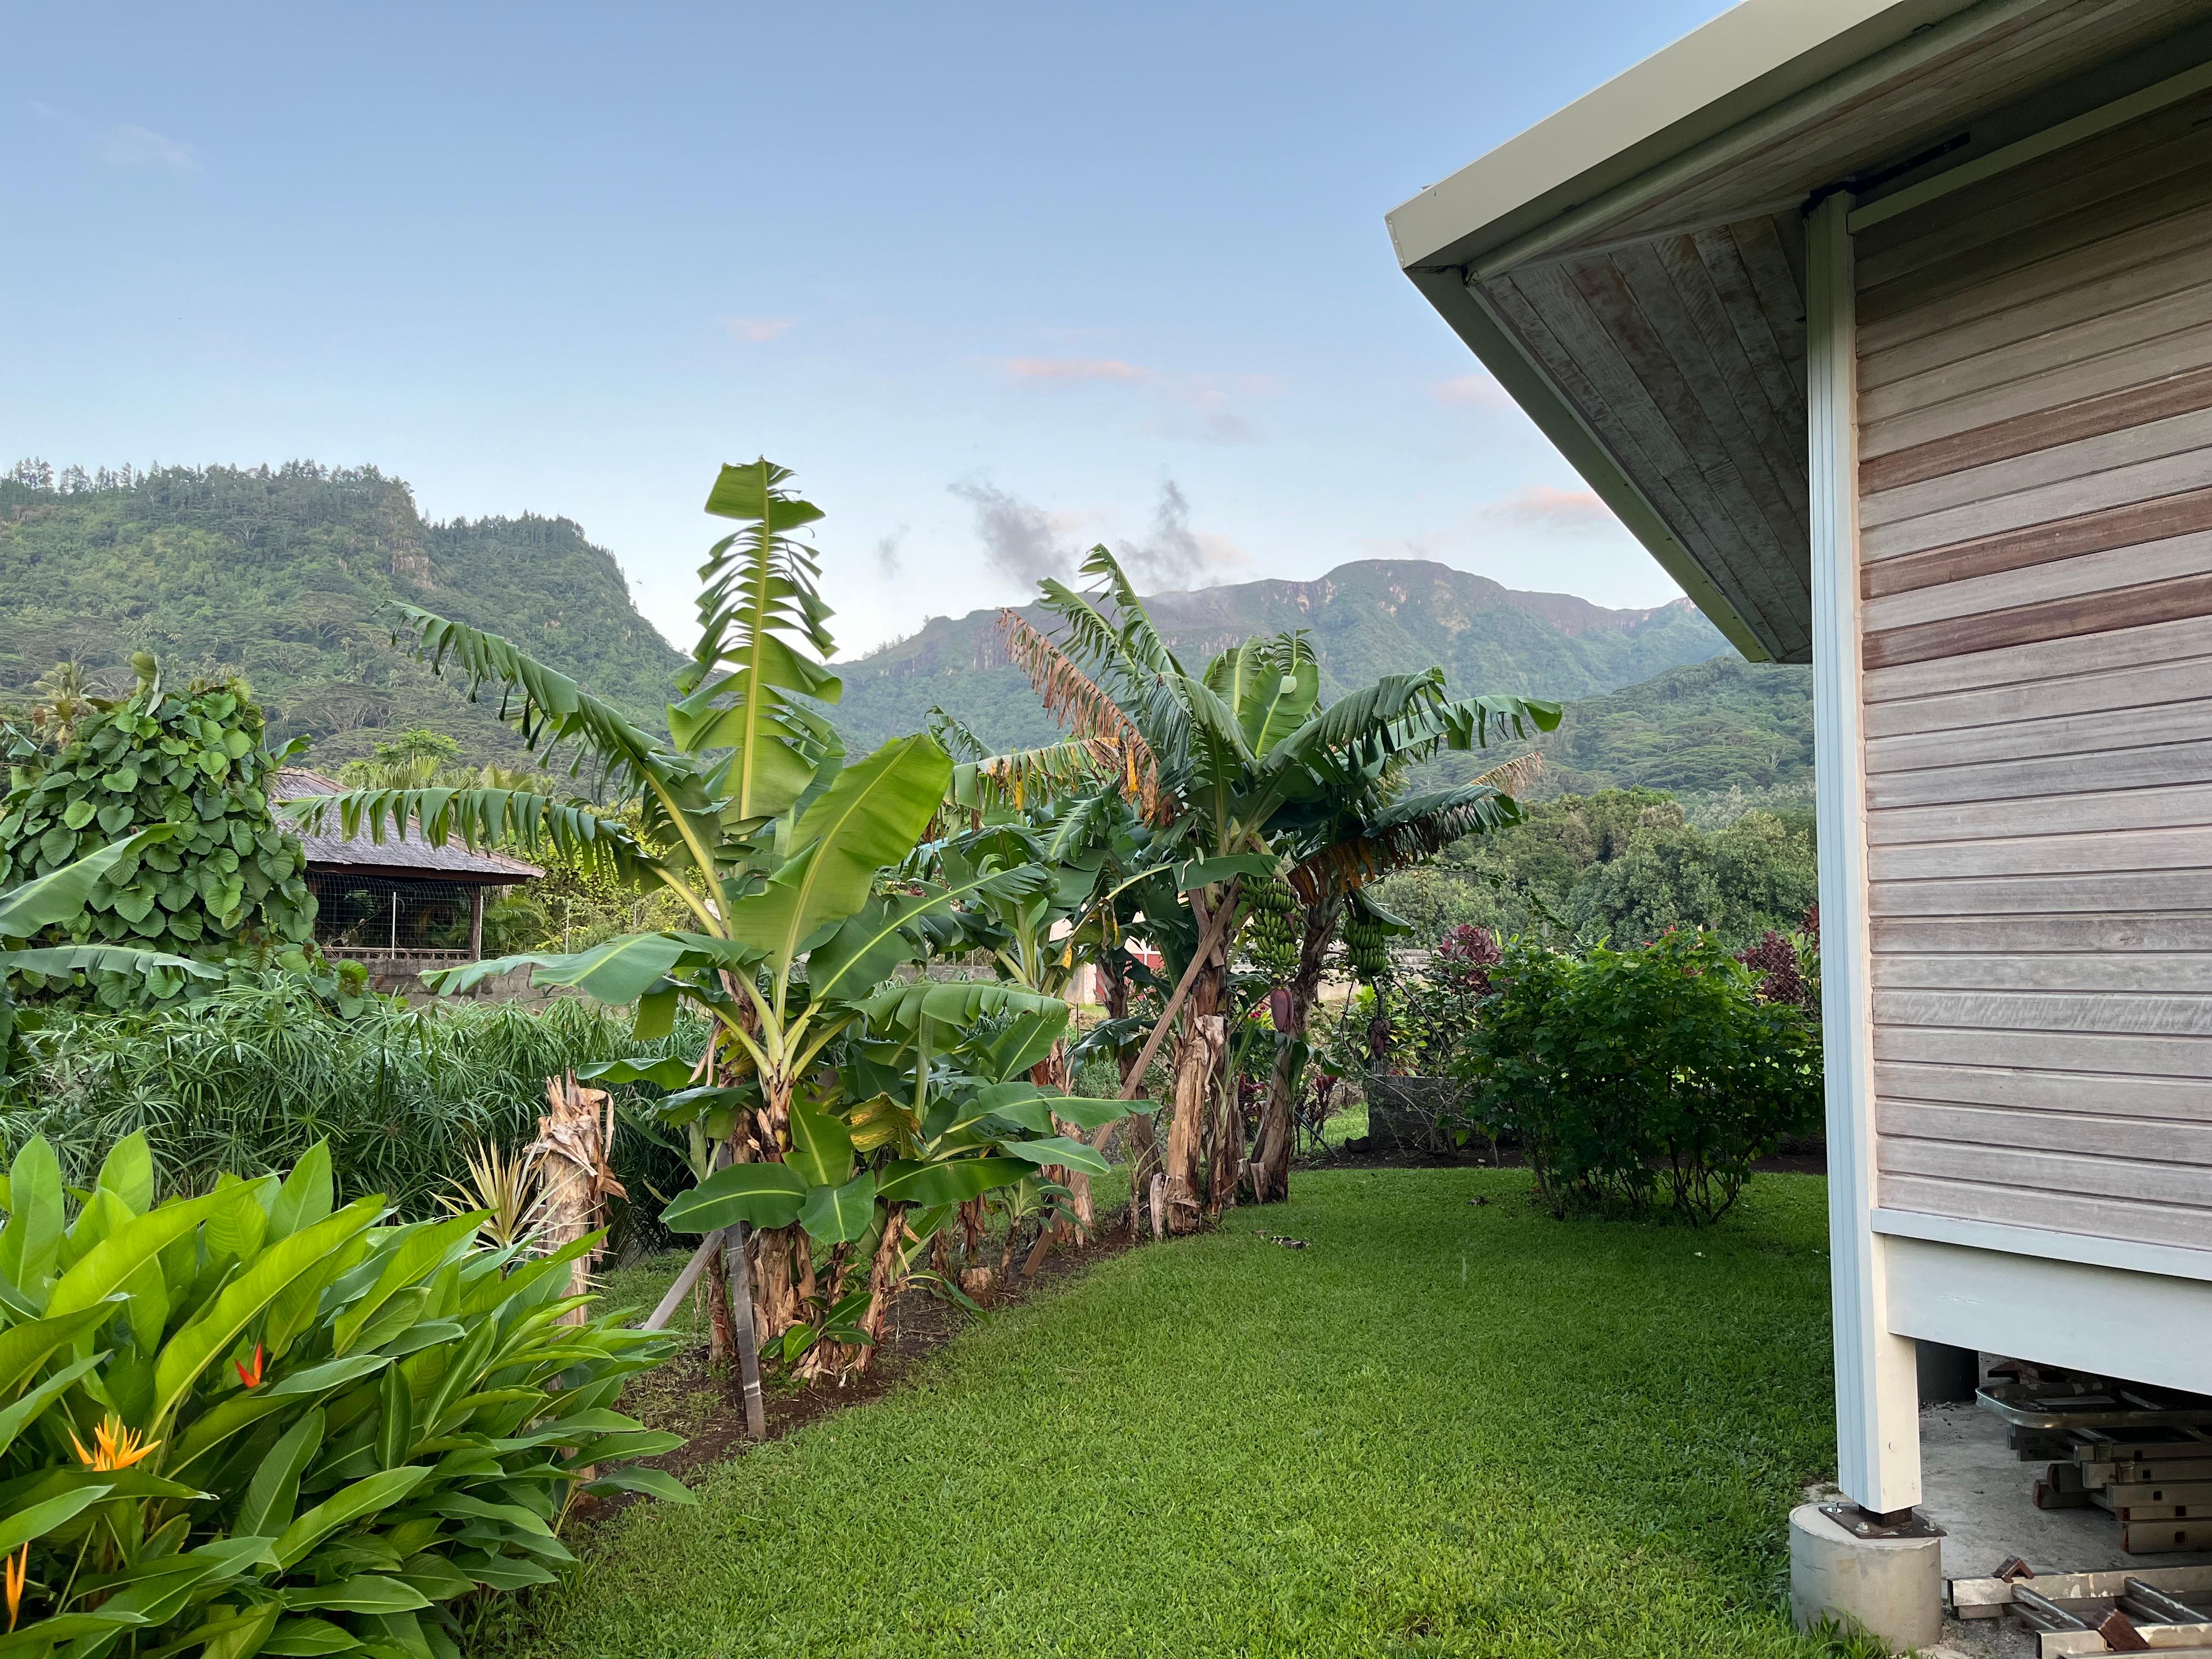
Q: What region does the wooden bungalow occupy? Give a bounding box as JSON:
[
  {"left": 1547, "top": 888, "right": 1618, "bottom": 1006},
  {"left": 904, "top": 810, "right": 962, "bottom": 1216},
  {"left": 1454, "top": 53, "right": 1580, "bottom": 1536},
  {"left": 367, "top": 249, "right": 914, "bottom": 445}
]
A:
[
  {"left": 1391, "top": 0, "right": 2212, "bottom": 1637},
  {"left": 273, "top": 768, "right": 540, "bottom": 970}
]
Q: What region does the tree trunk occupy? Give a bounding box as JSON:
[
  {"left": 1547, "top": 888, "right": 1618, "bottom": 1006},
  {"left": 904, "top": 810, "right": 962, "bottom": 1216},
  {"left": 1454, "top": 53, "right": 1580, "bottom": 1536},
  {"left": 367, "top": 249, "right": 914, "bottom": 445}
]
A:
[
  {"left": 743, "top": 1071, "right": 813, "bottom": 1355},
  {"left": 1161, "top": 887, "right": 1234, "bottom": 1235},
  {"left": 847, "top": 1205, "right": 910, "bottom": 1374},
  {"left": 1249, "top": 896, "right": 1338, "bottom": 1205},
  {"left": 1162, "top": 1007, "right": 1223, "bottom": 1235},
  {"left": 532, "top": 1073, "right": 626, "bottom": 1325}
]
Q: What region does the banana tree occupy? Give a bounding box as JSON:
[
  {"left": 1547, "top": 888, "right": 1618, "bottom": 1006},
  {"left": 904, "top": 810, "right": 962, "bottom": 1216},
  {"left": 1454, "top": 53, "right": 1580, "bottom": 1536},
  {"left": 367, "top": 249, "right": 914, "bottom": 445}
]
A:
[
  {"left": 998, "top": 546, "right": 1560, "bottom": 1232},
  {"left": 284, "top": 463, "right": 1111, "bottom": 1373},
  {"left": 1, "top": 829, "right": 218, "bottom": 1090},
  {"left": 1244, "top": 752, "right": 1543, "bottom": 1201},
  {"left": 653, "top": 978, "right": 1130, "bottom": 1370},
  {"left": 909, "top": 800, "right": 1132, "bottom": 1251}
]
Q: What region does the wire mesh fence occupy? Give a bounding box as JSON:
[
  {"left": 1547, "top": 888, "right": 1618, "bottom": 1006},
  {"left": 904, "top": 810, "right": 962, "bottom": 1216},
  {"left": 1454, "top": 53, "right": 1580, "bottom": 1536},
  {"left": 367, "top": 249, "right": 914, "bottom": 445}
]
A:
[{"left": 308, "top": 873, "right": 479, "bottom": 956}]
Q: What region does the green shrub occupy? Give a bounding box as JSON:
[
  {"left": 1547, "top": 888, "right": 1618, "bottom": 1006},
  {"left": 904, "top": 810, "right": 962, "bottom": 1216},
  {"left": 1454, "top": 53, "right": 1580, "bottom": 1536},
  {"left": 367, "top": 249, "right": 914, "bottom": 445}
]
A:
[
  {"left": 1, "top": 659, "right": 317, "bottom": 1005},
  {"left": 0, "top": 1132, "right": 685, "bottom": 1656},
  {"left": 7, "top": 987, "right": 699, "bottom": 1227},
  {"left": 1455, "top": 930, "right": 1820, "bottom": 1223}
]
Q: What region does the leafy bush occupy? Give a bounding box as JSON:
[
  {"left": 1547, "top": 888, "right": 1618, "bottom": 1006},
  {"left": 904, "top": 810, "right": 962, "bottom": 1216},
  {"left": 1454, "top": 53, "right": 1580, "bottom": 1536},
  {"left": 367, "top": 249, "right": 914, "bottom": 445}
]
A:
[
  {"left": 1, "top": 659, "right": 317, "bottom": 1005},
  {"left": 1456, "top": 930, "right": 1820, "bottom": 1223},
  {"left": 7, "top": 987, "right": 697, "bottom": 1226},
  {"left": 0, "top": 1132, "right": 685, "bottom": 1656}
]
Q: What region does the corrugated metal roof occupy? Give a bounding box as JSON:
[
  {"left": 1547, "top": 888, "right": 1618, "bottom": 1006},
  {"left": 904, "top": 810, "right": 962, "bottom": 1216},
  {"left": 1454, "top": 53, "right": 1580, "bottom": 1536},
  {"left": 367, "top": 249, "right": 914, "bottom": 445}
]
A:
[{"left": 273, "top": 768, "right": 543, "bottom": 883}]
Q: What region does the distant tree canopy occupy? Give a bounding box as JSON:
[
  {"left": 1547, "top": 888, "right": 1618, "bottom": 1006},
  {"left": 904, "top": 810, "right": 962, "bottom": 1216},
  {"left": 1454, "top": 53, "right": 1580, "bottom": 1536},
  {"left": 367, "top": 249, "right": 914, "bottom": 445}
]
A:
[
  {"left": 0, "top": 460, "right": 684, "bottom": 773},
  {"left": 1372, "top": 789, "right": 1816, "bottom": 950}
]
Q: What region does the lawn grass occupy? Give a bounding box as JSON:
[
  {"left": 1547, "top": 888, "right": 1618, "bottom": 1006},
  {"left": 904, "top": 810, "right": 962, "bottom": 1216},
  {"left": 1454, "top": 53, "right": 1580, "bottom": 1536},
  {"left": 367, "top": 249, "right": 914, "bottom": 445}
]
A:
[{"left": 495, "top": 1168, "right": 1838, "bottom": 1659}]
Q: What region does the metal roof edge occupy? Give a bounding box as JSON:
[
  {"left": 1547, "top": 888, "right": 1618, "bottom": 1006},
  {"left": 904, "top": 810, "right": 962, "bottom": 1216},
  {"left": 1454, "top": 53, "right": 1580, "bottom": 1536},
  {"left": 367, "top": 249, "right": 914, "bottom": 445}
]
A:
[{"left": 1385, "top": 0, "right": 1979, "bottom": 272}]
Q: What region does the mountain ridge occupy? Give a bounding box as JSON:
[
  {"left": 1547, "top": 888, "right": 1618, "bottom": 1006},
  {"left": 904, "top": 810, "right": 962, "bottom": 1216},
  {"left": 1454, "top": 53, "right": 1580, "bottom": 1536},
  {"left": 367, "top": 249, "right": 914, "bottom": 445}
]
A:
[{"left": 830, "top": 557, "right": 1733, "bottom": 755}]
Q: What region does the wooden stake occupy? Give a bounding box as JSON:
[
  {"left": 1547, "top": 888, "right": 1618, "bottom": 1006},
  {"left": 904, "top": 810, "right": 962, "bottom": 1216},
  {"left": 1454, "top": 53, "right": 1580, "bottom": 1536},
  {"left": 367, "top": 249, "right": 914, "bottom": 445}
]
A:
[
  {"left": 644, "top": 1231, "right": 722, "bottom": 1332},
  {"left": 724, "top": 1221, "right": 767, "bottom": 1440}
]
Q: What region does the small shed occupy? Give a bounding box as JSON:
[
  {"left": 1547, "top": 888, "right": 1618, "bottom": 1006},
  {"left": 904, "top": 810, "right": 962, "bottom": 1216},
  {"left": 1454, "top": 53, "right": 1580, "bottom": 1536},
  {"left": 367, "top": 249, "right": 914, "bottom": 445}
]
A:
[
  {"left": 273, "top": 768, "right": 540, "bottom": 968},
  {"left": 1390, "top": 0, "right": 2212, "bottom": 1617}
]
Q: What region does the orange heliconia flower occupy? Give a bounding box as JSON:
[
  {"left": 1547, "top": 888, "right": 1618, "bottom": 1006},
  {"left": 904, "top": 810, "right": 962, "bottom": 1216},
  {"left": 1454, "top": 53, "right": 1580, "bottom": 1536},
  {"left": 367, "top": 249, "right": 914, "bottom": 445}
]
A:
[
  {"left": 5, "top": 1542, "right": 26, "bottom": 1632},
  {"left": 234, "top": 1343, "right": 266, "bottom": 1390},
  {"left": 68, "top": 1413, "right": 160, "bottom": 1472}
]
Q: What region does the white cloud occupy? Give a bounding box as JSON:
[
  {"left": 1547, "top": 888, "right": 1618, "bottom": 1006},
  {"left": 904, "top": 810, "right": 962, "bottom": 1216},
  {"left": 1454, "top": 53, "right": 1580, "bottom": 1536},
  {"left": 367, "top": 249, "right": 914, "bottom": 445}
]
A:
[
  {"left": 1489, "top": 485, "right": 1617, "bottom": 534},
  {"left": 1002, "top": 356, "right": 1149, "bottom": 383},
  {"left": 995, "top": 357, "right": 1273, "bottom": 444},
  {"left": 1429, "top": 372, "right": 1510, "bottom": 408},
  {"left": 91, "top": 124, "right": 199, "bottom": 174},
  {"left": 723, "top": 315, "right": 795, "bottom": 343}
]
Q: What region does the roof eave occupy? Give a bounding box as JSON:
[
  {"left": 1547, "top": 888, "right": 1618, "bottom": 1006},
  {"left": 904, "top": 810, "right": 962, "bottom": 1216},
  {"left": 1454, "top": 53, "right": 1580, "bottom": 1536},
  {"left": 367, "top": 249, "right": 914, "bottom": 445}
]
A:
[
  {"left": 1385, "top": 0, "right": 1979, "bottom": 273},
  {"left": 1401, "top": 269, "right": 1778, "bottom": 663}
]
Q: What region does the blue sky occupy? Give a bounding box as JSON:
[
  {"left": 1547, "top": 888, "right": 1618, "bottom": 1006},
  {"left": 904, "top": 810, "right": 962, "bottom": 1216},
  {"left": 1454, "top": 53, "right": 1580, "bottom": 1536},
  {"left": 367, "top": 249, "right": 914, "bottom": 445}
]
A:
[{"left": 4, "top": 1, "right": 1727, "bottom": 658}]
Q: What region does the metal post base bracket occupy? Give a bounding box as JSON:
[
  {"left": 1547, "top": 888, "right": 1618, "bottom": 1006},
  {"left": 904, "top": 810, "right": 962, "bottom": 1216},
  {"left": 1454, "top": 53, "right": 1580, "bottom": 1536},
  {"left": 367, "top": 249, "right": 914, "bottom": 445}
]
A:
[{"left": 1819, "top": 1502, "right": 1947, "bottom": 1540}]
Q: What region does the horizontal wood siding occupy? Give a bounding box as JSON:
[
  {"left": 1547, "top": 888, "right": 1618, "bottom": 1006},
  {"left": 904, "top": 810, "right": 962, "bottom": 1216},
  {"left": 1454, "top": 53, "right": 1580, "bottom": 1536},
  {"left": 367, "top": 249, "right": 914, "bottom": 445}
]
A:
[{"left": 1857, "top": 91, "right": 2212, "bottom": 1252}]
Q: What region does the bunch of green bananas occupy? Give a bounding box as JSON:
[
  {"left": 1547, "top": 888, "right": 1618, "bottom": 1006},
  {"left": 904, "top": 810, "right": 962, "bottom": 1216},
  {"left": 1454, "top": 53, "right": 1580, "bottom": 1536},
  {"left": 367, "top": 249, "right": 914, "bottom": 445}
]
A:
[
  {"left": 1243, "top": 874, "right": 1300, "bottom": 977},
  {"left": 1341, "top": 905, "right": 1391, "bottom": 981}
]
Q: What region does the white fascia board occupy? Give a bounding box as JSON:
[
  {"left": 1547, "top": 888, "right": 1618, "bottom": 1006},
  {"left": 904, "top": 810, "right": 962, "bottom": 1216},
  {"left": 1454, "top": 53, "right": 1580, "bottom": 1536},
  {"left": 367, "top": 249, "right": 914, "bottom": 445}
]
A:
[{"left": 1386, "top": 0, "right": 1975, "bottom": 271}]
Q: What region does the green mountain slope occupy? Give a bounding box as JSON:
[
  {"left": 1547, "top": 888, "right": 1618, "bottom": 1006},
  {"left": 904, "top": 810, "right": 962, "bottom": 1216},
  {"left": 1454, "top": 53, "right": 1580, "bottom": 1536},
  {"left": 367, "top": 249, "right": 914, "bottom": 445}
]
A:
[
  {"left": 830, "top": 558, "right": 1732, "bottom": 754},
  {"left": 0, "top": 463, "right": 685, "bottom": 767},
  {"left": 1531, "top": 657, "right": 1814, "bottom": 799}
]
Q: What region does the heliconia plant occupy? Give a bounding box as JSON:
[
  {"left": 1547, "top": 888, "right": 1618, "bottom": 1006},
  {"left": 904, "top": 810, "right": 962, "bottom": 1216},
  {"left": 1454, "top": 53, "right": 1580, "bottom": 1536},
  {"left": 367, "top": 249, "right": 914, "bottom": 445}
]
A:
[{"left": 0, "top": 1132, "right": 686, "bottom": 1657}]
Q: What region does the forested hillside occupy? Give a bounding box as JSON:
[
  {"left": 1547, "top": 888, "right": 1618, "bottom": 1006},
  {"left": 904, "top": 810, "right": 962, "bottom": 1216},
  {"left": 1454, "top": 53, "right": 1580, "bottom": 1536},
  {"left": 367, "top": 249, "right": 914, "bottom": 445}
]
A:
[
  {"left": 0, "top": 462, "right": 1813, "bottom": 811},
  {"left": 0, "top": 461, "right": 684, "bottom": 767},
  {"left": 830, "top": 558, "right": 1732, "bottom": 754}
]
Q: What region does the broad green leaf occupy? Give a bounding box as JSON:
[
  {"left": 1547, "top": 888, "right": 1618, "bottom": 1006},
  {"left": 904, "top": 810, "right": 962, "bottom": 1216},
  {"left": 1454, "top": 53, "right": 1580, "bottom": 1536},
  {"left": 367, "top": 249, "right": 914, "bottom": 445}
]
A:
[
  {"left": 0, "top": 1483, "right": 112, "bottom": 1554},
  {"left": 580, "top": 1467, "right": 696, "bottom": 1504},
  {"left": 785, "top": 1099, "right": 853, "bottom": 1189},
  {"left": 875, "top": 1156, "right": 1032, "bottom": 1207},
  {"left": 576, "top": 1056, "right": 697, "bottom": 1091},
  {"left": 997, "top": 1136, "right": 1111, "bottom": 1176},
  {"left": 272, "top": 1466, "right": 430, "bottom": 1570},
  {"left": 332, "top": 1212, "right": 479, "bottom": 1356},
  {"left": 236, "top": 1406, "right": 323, "bottom": 1538},
  {"left": 95, "top": 1133, "right": 154, "bottom": 1215},
  {"left": 0, "top": 1354, "right": 100, "bottom": 1460},
  {"left": 206, "top": 1176, "right": 277, "bottom": 1263},
  {"left": 283, "top": 1575, "right": 432, "bottom": 1614},
  {"left": 376, "top": 1362, "right": 413, "bottom": 1469},
  {"left": 0, "top": 1137, "right": 65, "bottom": 1299},
  {"left": 659, "top": 1164, "right": 804, "bottom": 1234},
  {"left": 267, "top": 1143, "right": 334, "bottom": 1244},
  {"left": 0, "top": 1299, "right": 126, "bottom": 1399},
  {"left": 151, "top": 1196, "right": 384, "bottom": 1427},
  {"left": 264, "top": 1354, "right": 390, "bottom": 1398},
  {"left": 454, "top": 1554, "right": 556, "bottom": 1590},
  {"left": 81, "top": 1536, "right": 270, "bottom": 1629},
  {"left": 632, "top": 984, "right": 678, "bottom": 1040},
  {"left": 0, "top": 1612, "right": 149, "bottom": 1652},
  {"left": 797, "top": 1172, "right": 876, "bottom": 1245},
  {"left": 0, "top": 828, "right": 162, "bottom": 937},
  {"left": 255, "top": 1615, "right": 357, "bottom": 1655},
  {"left": 725, "top": 734, "right": 951, "bottom": 974},
  {"left": 47, "top": 1188, "right": 249, "bottom": 1327},
  {"left": 1176, "top": 853, "right": 1277, "bottom": 891}
]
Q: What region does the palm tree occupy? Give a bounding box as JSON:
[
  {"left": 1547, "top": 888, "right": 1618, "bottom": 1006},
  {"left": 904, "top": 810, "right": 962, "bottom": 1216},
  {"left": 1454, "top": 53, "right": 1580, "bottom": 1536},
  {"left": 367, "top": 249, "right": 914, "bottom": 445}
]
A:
[{"left": 993, "top": 547, "right": 1559, "bottom": 1232}]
